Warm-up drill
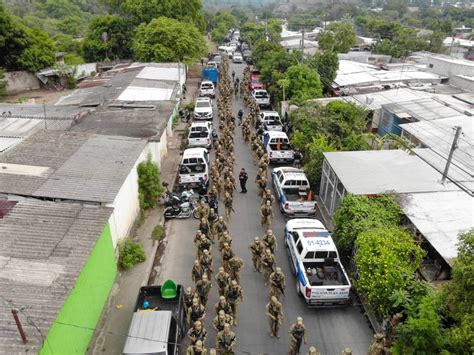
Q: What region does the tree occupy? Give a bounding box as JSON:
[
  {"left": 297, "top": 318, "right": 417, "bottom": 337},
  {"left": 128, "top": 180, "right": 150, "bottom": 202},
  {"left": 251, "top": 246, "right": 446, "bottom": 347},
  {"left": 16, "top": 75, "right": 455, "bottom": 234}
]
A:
[
  {"left": 308, "top": 50, "right": 339, "bottom": 88},
  {"left": 133, "top": 17, "right": 207, "bottom": 65},
  {"left": 355, "top": 226, "right": 425, "bottom": 317},
  {"left": 240, "top": 21, "right": 265, "bottom": 46},
  {"left": 392, "top": 294, "right": 444, "bottom": 355},
  {"left": 333, "top": 194, "right": 403, "bottom": 253},
  {"left": 137, "top": 155, "right": 164, "bottom": 210},
  {"left": 251, "top": 40, "right": 283, "bottom": 66},
  {"left": 120, "top": 0, "right": 205, "bottom": 31},
  {"left": 82, "top": 15, "right": 132, "bottom": 62},
  {"left": 210, "top": 11, "right": 238, "bottom": 43},
  {"left": 0, "top": 5, "right": 56, "bottom": 72},
  {"left": 318, "top": 22, "right": 356, "bottom": 53},
  {"left": 302, "top": 134, "right": 336, "bottom": 191},
  {"left": 285, "top": 64, "right": 322, "bottom": 105}
]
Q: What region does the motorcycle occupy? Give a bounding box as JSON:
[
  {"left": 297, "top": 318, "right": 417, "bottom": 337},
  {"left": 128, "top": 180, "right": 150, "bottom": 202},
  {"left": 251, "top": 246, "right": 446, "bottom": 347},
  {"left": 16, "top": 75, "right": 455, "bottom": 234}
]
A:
[
  {"left": 162, "top": 182, "right": 199, "bottom": 207},
  {"left": 164, "top": 199, "right": 199, "bottom": 220}
]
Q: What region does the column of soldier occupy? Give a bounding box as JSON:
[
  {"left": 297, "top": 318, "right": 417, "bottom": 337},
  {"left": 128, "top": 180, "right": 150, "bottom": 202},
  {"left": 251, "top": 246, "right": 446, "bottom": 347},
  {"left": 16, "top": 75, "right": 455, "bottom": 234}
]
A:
[{"left": 184, "top": 56, "right": 242, "bottom": 355}]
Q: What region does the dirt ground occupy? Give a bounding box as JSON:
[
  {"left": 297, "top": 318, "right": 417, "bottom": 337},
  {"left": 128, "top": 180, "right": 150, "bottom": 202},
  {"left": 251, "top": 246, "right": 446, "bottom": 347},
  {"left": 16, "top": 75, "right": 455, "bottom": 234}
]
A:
[{"left": 0, "top": 88, "right": 74, "bottom": 105}]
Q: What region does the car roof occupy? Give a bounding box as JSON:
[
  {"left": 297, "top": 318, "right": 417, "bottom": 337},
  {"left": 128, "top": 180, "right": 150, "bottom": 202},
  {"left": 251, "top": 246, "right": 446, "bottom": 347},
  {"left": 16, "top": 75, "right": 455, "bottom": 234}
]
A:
[
  {"left": 253, "top": 89, "right": 268, "bottom": 93},
  {"left": 196, "top": 97, "right": 211, "bottom": 102},
  {"left": 201, "top": 80, "right": 214, "bottom": 85},
  {"left": 261, "top": 111, "right": 280, "bottom": 117},
  {"left": 264, "top": 131, "right": 288, "bottom": 138},
  {"left": 274, "top": 167, "right": 308, "bottom": 179},
  {"left": 191, "top": 121, "right": 211, "bottom": 127},
  {"left": 183, "top": 147, "right": 208, "bottom": 158},
  {"left": 286, "top": 220, "right": 336, "bottom": 252},
  {"left": 122, "top": 310, "right": 171, "bottom": 354}
]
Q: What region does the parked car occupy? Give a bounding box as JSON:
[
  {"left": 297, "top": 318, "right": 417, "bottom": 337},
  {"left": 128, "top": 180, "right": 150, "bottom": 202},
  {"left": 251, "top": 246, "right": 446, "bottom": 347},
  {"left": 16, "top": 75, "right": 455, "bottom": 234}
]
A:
[
  {"left": 251, "top": 89, "right": 270, "bottom": 108},
  {"left": 263, "top": 131, "right": 294, "bottom": 163},
  {"left": 272, "top": 167, "right": 317, "bottom": 216},
  {"left": 260, "top": 111, "right": 283, "bottom": 131},
  {"left": 232, "top": 52, "right": 243, "bottom": 63},
  {"left": 285, "top": 219, "right": 351, "bottom": 307},
  {"left": 188, "top": 121, "right": 213, "bottom": 148},
  {"left": 199, "top": 80, "right": 216, "bottom": 98},
  {"left": 194, "top": 97, "right": 213, "bottom": 120}
]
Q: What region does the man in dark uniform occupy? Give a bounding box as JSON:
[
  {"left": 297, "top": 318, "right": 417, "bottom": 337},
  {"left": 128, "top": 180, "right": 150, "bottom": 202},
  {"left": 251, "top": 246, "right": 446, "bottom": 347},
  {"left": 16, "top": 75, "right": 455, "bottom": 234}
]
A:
[{"left": 238, "top": 168, "right": 248, "bottom": 193}]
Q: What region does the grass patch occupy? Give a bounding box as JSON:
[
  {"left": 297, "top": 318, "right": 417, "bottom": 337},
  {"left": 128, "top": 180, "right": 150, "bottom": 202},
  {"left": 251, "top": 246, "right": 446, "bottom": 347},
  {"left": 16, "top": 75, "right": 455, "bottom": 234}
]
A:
[
  {"left": 151, "top": 224, "right": 165, "bottom": 241},
  {"left": 118, "top": 238, "right": 146, "bottom": 270}
]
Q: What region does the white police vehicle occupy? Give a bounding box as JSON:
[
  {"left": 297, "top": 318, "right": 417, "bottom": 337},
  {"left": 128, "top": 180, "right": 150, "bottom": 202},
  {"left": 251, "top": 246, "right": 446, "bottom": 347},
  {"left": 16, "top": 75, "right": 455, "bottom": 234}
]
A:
[
  {"left": 285, "top": 219, "right": 351, "bottom": 307},
  {"left": 178, "top": 148, "right": 209, "bottom": 188},
  {"left": 194, "top": 97, "right": 213, "bottom": 121},
  {"left": 199, "top": 81, "right": 216, "bottom": 98},
  {"left": 262, "top": 131, "right": 294, "bottom": 163},
  {"left": 251, "top": 89, "right": 270, "bottom": 108},
  {"left": 272, "top": 167, "right": 317, "bottom": 216},
  {"left": 260, "top": 111, "right": 283, "bottom": 131},
  {"left": 187, "top": 121, "right": 212, "bottom": 149}
]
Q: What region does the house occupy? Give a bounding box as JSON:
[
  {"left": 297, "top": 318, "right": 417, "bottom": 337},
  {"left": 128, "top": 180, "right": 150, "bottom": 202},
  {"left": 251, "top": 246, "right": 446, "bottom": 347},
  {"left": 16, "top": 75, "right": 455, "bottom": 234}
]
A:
[
  {"left": 0, "top": 199, "right": 115, "bottom": 354},
  {"left": 0, "top": 130, "right": 149, "bottom": 248}
]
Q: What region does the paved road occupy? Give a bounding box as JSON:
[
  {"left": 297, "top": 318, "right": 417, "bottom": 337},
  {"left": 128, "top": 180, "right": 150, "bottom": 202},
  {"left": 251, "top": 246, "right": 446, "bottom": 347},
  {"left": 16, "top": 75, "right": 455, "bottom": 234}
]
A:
[{"left": 158, "top": 61, "right": 373, "bottom": 355}]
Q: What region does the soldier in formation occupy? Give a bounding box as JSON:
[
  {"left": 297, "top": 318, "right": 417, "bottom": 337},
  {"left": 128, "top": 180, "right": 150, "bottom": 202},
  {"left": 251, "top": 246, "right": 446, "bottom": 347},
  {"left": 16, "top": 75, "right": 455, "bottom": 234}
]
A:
[
  {"left": 249, "top": 236, "right": 264, "bottom": 272},
  {"left": 187, "top": 320, "right": 207, "bottom": 346},
  {"left": 216, "top": 323, "right": 236, "bottom": 355},
  {"left": 269, "top": 266, "right": 286, "bottom": 300},
  {"left": 266, "top": 296, "right": 283, "bottom": 338},
  {"left": 261, "top": 248, "right": 276, "bottom": 285},
  {"left": 289, "top": 317, "right": 307, "bottom": 355}
]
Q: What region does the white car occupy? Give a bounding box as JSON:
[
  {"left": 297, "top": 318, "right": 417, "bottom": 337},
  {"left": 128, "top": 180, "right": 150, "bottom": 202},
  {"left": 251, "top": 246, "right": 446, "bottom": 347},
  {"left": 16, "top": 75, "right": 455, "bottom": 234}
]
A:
[
  {"left": 263, "top": 131, "right": 294, "bottom": 163},
  {"left": 188, "top": 121, "right": 213, "bottom": 148},
  {"left": 178, "top": 148, "right": 210, "bottom": 188},
  {"left": 260, "top": 111, "right": 283, "bottom": 131},
  {"left": 251, "top": 89, "right": 270, "bottom": 108},
  {"left": 232, "top": 52, "right": 243, "bottom": 63},
  {"left": 199, "top": 81, "right": 216, "bottom": 98},
  {"left": 207, "top": 61, "right": 218, "bottom": 69},
  {"left": 194, "top": 97, "right": 213, "bottom": 121}
]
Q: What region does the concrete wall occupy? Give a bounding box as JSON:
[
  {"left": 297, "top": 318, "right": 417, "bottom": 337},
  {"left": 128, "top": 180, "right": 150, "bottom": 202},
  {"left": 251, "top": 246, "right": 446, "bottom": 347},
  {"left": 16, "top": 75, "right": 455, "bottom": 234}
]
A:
[
  {"left": 427, "top": 56, "right": 474, "bottom": 77},
  {"left": 73, "top": 63, "right": 97, "bottom": 79},
  {"left": 4, "top": 71, "right": 40, "bottom": 94},
  {"left": 40, "top": 224, "right": 116, "bottom": 355},
  {"left": 450, "top": 75, "right": 474, "bottom": 92}
]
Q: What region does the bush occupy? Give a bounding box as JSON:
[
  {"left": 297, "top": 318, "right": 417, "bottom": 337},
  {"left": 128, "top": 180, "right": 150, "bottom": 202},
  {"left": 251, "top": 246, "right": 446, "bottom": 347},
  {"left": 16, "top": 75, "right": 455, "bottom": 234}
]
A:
[
  {"left": 118, "top": 238, "right": 146, "bottom": 270},
  {"left": 0, "top": 68, "right": 7, "bottom": 97},
  {"left": 333, "top": 194, "right": 403, "bottom": 253},
  {"left": 151, "top": 224, "right": 165, "bottom": 241},
  {"left": 354, "top": 226, "right": 425, "bottom": 317},
  {"left": 65, "top": 74, "right": 77, "bottom": 89},
  {"left": 137, "top": 154, "right": 164, "bottom": 210}
]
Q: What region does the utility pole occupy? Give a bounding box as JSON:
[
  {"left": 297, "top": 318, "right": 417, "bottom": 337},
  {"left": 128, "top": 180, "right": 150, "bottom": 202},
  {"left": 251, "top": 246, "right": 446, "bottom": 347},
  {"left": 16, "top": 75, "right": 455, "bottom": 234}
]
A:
[{"left": 441, "top": 126, "right": 462, "bottom": 185}]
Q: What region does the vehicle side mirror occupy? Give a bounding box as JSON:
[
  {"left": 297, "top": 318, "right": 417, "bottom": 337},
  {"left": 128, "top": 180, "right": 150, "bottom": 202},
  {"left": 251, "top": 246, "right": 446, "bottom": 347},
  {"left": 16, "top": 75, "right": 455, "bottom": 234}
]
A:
[{"left": 162, "top": 182, "right": 169, "bottom": 187}]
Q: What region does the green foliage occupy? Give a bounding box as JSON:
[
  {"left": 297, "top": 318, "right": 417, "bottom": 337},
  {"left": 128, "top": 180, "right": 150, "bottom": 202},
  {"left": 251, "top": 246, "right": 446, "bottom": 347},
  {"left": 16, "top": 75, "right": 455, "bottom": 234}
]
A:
[
  {"left": 355, "top": 226, "right": 425, "bottom": 317},
  {"left": 65, "top": 74, "right": 77, "bottom": 89},
  {"left": 240, "top": 21, "right": 265, "bottom": 46},
  {"left": 82, "top": 15, "right": 133, "bottom": 62},
  {"left": 392, "top": 293, "right": 444, "bottom": 355},
  {"left": 118, "top": 238, "right": 146, "bottom": 270},
  {"left": 0, "top": 5, "right": 56, "bottom": 72},
  {"left": 333, "top": 194, "right": 403, "bottom": 253},
  {"left": 120, "top": 0, "right": 205, "bottom": 31},
  {"left": 251, "top": 40, "right": 283, "bottom": 66},
  {"left": 54, "top": 33, "right": 81, "bottom": 53},
  {"left": 318, "top": 22, "right": 356, "bottom": 53},
  {"left": 307, "top": 50, "right": 339, "bottom": 88},
  {"left": 0, "top": 68, "right": 7, "bottom": 97},
  {"left": 209, "top": 11, "right": 238, "bottom": 43},
  {"left": 137, "top": 154, "right": 164, "bottom": 210},
  {"left": 151, "top": 224, "right": 165, "bottom": 241},
  {"left": 303, "top": 134, "right": 336, "bottom": 190},
  {"left": 57, "top": 15, "right": 87, "bottom": 36},
  {"left": 133, "top": 17, "right": 206, "bottom": 65},
  {"left": 285, "top": 64, "right": 322, "bottom": 105},
  {"left": 64, "top": 53, "right": 85, "bottom": 66}
]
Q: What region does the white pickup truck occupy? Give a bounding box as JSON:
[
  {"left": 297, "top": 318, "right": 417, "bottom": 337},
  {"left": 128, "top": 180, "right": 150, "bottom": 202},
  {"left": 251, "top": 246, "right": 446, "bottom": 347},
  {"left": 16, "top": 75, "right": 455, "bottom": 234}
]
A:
[
  {"left": 263, "top": 131, "right": 294, "bottom": 163},
  {"left": 285, "top": 219, "right": 351, "bottom": 307},
  {"left": 272, "top": 167, "right": 317, "bottom": 216}
]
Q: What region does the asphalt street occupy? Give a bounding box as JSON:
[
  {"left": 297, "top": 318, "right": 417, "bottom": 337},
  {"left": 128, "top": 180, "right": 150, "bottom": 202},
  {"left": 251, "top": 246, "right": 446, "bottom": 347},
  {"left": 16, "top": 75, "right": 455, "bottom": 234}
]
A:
[{"left": 158, "top": 61, "right": 373, "bottom": 355}]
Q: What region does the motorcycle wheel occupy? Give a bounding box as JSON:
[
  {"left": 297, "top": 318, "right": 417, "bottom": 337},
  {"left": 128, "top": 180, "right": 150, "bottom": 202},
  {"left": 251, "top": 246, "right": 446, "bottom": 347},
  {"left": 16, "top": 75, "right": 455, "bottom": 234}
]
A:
[{"left": 192, "top": 209, "right": 200, "bottom": 219}]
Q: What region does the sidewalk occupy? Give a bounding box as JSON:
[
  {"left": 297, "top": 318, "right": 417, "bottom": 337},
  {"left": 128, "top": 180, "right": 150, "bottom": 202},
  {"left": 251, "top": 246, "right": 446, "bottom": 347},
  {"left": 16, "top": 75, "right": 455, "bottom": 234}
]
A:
[{"left": 88, "top": 77, "right": 199, "bottom": 355}]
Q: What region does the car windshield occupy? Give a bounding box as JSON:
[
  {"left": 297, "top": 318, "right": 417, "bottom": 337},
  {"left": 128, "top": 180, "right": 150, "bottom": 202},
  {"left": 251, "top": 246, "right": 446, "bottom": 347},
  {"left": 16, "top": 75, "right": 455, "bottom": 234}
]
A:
[
  {"left": 266, "top": 120, "right": 281, "bottom": 126},
  {"left": 196, "top": 102, "right": 210, "bottom": 108},
  {"left": 256, "top": 92, "right": 268, "bottom": 98},
  {"left": 189, "top": 131, "right": 208, "bottom": 138},
  {"left": 201, "top": 84, "right": 213, "bottom": 89}
]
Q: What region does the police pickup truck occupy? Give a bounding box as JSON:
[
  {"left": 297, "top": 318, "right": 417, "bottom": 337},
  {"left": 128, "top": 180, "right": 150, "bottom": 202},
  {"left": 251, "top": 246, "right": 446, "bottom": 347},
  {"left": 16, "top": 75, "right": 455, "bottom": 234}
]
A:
[
  {"left": 272, "top": 167, "right": 317, "bottom": 216},
  {"left": 285, "top": 219, "right": 351, "bottom": 307},
  {"left": 263, "top": 131, "right": 294, "bottom": 163}
]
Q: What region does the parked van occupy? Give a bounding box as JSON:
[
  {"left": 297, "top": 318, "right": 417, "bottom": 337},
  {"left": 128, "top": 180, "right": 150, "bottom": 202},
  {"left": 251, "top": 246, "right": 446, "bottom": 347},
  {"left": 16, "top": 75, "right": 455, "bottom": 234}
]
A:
[
  {"left": 178, "top": 148, "right": 209, "bottom": 188},
  {"left": 188, "top": 121, "right": 213, "bottom": 149},
  {"left": 218, "top": 46, "right": 234, "bottom": 58},
  {"left": 263, "top": 131, "right": 294, "bottom": 163}
]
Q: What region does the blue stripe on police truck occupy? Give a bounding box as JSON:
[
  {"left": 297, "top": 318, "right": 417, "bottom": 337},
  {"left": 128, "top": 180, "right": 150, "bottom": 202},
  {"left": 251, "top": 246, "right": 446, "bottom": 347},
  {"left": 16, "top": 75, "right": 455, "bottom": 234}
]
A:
[{"left": 296, "top": 263, "right": 306, "bottom": 287}]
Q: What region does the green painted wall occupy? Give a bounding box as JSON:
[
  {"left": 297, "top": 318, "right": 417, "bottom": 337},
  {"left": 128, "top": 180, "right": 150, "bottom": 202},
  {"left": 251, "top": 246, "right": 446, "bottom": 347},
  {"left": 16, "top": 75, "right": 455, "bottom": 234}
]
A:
[{"left": 40, "top": 223, "right": 117, "bottom": 355}]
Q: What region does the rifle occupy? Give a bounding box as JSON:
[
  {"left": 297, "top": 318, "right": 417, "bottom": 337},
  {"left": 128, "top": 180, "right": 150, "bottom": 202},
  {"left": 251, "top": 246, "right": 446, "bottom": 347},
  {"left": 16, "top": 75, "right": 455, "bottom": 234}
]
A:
[{"left": 271, "top": 279, "right": 285, "bottom": 296}]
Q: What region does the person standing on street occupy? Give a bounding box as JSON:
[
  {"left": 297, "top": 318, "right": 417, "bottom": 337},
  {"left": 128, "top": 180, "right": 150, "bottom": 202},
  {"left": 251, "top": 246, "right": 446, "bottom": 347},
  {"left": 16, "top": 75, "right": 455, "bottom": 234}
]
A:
[
  {"left": 249, "top": 237, "right": 264, "bottom": 272},
  {"left": 289, "top": 317, "right": 307, "bottom": 355},
  {"left": 269, "top": 266, "right": 286, "bottom": 300},
  {"left": 226, "top": 280, "right": 243, "bottom": 325},
  {"left": 216, "top": 323, "right": 236, "bottom": 355},
  {"left": 239, "top": 168, "right": 248, "bottom": 193},
  {"left": 232, "top": 70, "right": 235, "bottom": 82},
  {"left": 261, "top": 248, "right": 276, "bottom": 285},
  {"left": 266, "top": 296, "right": 283, "bottom": 338}
]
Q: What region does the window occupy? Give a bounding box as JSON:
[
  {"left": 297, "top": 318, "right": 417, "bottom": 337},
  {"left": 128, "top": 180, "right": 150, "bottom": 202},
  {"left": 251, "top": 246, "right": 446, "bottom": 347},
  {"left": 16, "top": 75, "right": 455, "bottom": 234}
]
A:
[
  {"left": 305, "top": 251, "right": 315, "bottom": 259},
  {"left": 328, "top": 251, "right": 337, "bottom": 259},
  {"left": 292, "top": 231, "right": 299, "bottom": 244},
  {"left": 315, "top": 251, "right": 328, "bottom": 259},
  {"left": 296, "top": 241, "right": 303, "bottom": 254}
]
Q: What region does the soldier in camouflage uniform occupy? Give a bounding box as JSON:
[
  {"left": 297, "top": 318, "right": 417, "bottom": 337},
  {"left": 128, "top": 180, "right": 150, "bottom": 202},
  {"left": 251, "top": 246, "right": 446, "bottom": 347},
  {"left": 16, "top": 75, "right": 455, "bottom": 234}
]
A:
[
  {"left": 195, "top": 274, "right": 212, "bottom": 307},
  {"left": 228, "top": 256, "right": 244, "bottom": 284},
  {"left": 216, "top": 323, "right": 236, "bottom": 355},
  {"left": 269, "top": 266, "right": 286, "bottom": 300},
  {"left": 289, "top": 317, "right": 307, "bottom": 355},
  {"left": 214, "top": 295, "right": 233, "bottom": 318},
  {"left": 226, "top": 280, "right": 243, "bottom": 325},
  {"left": 187, "top": 320, "right": 207, "bottom": 346},
  {"left": 260, "top": 200, "right": 273, "bottom": 228},
  {"left": 192, "top": 259, "right": 203, "bottom": 283},
  {"left": 261, "top": 248, "right": 276, "bottom": 285},
  {"left": 215, "top": 266, "right": 231, "bottom": 297},
  {"left": 249, "top": 237, "right": 265, "bottom": 272},
  {"left": 199, "top": 249, "right": 213, "bottom": 280},
  {"left": 187, "top": 297, "right": 206, "bottom": 328},
  {"left": 263, "top": 229, "right": 277, "bottom": 254},
  {"left": 213, "top": 310, "right": 234, "bottom": 333},
  {"left": 266, "top": 296, "right": 283, "bottom": 338}
]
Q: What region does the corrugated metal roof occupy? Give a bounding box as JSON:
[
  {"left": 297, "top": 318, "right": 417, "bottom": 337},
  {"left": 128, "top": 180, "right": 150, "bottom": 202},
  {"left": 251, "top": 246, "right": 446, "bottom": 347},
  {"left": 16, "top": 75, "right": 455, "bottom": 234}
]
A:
[
  {"left": 0, "top": 137, "right": 22, "bottom": 153},
  {"left": 0, "top": 131, "right": 147, "bottom": 202},
  {"left": 324, "top": 149, "right": 460, "bottom": 195},
  {"left": 401, "top": 191, "right": 474, "bottom": 266},
  {"left": 117, "top": 86, "right": 174, "bottom": 102},
  {"left": 0, "top": 199, "right": 112, "bottom": 353}
]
